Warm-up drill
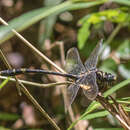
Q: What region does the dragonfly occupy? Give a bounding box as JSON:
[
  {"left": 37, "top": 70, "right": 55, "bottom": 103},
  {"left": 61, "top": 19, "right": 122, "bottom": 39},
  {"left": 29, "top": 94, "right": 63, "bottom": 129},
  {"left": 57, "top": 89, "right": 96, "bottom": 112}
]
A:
[
  {"left": 0, "top": 40, "right": 116, "bottom": 106},
  {"left": 65, "top": 39, "right": 116, "bottom": 106}
]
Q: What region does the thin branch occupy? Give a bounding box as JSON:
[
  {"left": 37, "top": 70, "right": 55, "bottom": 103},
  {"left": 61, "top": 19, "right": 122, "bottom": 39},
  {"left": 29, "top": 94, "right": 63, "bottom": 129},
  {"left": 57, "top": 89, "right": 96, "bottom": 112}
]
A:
[
  {"left": 0, "top": 17, "right": 65, "bottom": 74},
  {"left": 0, "top": 48, "right": 21, "bottom": 95},
  {"left": 19, "top": 83, "right": 61, "bottom": 130},
  {"left": 0, "top": 76, "right": 72, "bottom": 88},
  {"left": 0, "top": 48, "right": 61, "bottom": 130},
  {"left": 96, "top": 94, "right": 130, "bottom": 130},
  {"left": 59, "top": 42, "right": 80, "bottom": 130}
]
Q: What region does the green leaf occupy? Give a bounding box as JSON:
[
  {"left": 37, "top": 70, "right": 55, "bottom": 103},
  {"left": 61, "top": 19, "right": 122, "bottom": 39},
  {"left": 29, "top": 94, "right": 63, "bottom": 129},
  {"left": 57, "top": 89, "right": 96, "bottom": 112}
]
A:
[
  {"left": 38, "top": 0, "right": 63, "bottom": 46},
  {"left": 0, "top": 1, "right": 71, "bottom": 44},
  {"left": 82, "top": 110, "right": 109, "bottom": 120},
  {"left": 0, "top": 0, "right": 105, "bottom": 44},
  {"left": 78, "top": 8, "right": 129, "bottom": 50},
  {"left": 104, "top": 78, "right": 130, "bottom": 97},
  {"left": 78, "top": 21, "right": 91, "bottom": 49},
  {"left": 77, "top": 101, "right": 101, "bottom": 121},
  {"left": 0, "top": 6, "right": 51, "bottom": 44},
  {"left": 0, "top": 112, "right": 20, "bottom": 121},
  {"left": 118, "top": 64, "right": 130, "bottom": 79},
  {"left": 88, "top": 9, "right": 128, "bottom": 24},
  {"left": 0, "top": 126, "right": 11, "bottom": 130},
  {"left": 117, "top": 97, "right": 130, "bottom": 104},
  {"left": 116, "top": 39, "right": 130, "bottom": 59},
  {"left": 68, "top": 79, "right": 130, "bottom": 130},
  {"left": 124, "top": 106, "right": 130, "bottom": 111},
  {"left": 78, "top": 96, "right": 130, "bottom": 121},
  {"left": 79, "top": 9, "right": 128, "bottom": 26},
  {"left": 0, "top": 77, "right": 10, "bottom": 89},
  {"left": 111, "top": 0, "right": 130, "bottom": 6},
  {"left": 67, "top": 101, "right": 100, "bottom": 130},
  {"left": 100, "top": 58, "right": 117, "bottom": 74}
]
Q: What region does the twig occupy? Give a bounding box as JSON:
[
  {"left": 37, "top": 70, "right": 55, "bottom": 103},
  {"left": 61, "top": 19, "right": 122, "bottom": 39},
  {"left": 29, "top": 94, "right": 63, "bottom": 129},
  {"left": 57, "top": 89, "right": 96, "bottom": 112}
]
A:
[
  {"left": 59, "top": 42, "right": 80, "bottom": 130},
  {"left": 0, "top": 48, "right": 61, "bottom": 130},
  {"left": 0, "top": 17, "right": 65, "bottom": 74},
  {"left": 96, "top": 94, "right": 130, "bottom": 130},
  {"left": 0, "top": 76, "right": 72, "bottom": 88},
  {"left": 0, "top": 48, "right": 21, "bottom": 95},
  {"left": 19, "top": 83, "right": 61, "bottom": 130},
  {"left": 109, "top": 96, "right": 130, "bottom": 129}
]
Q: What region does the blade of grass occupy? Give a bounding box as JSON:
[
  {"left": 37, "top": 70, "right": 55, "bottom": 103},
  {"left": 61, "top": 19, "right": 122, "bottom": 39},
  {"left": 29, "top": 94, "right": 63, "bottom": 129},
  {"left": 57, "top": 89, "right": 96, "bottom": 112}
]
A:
[
  {"left": 0, "top": 126, "right": 11, "bottom": 130},
  {"left": 0, "top": 46, "right": 61, "bottom": 130},
  {"left": 68, "top": 79, "right": 130, "bottom": 129},
  {"left": 82, "top": 105, "right": 130, "bottom": 120},
  {"left": 111, "top": 0, "right": 130, "bottom": 5},
  {"left": 0, "top": 75, "right": 72, "bottom": 88},
  {"left": 104, "top": 78, "right": 130, "bottom": 97},
  {"left": 1, "top": 0, "right": 130, "bottom": 44},
  {"left": 0, "top": 17, "right": 65, "bottom": 73},
  {"left": 0, "top": 0, "right": 105, "bottom": 44},
  {"left": 82, "top": 110, "right": 109, "bottom": 120},
  {"left": 0, "top": 77, "right": 10, "bottom": 89},
  {"left": 0, "top": 112, "right": 20, "bottom": 121},
  {"left": 0, "top": 48, "right": 21, "bottom": 95},
  {"left": 38, "top": 0, "right": 63, "bottom": 46}
]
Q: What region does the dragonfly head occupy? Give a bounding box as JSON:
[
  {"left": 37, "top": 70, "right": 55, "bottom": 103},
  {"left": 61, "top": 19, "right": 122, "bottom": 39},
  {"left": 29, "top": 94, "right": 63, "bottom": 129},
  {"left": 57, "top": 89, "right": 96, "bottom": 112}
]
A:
[{"left": 106, "top": 73, "right": 117, "bottom": 82}]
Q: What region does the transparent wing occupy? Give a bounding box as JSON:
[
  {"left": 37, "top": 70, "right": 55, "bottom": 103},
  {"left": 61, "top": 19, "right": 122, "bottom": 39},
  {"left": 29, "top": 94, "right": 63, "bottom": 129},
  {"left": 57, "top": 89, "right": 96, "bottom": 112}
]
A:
[
  {"left": 82, "top": 72, "right": 98, "bottom": 100},
  {"left": 66, "top": 78, "right": 83, "bottom": 109},
  {"left": 67, "top": 84, "right": 80, "bottom": 107},
  {"left": 84, "top": 39, "right": 103, "bottom": 70},
  {"left": 65, "top": 47, "right": 86, "bottom": 75}
]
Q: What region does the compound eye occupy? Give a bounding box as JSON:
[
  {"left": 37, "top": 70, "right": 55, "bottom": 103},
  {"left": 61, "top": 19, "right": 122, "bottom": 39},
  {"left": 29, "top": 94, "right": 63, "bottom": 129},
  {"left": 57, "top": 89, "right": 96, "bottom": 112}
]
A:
[
  {"left": 108, "top": 74, "right": 112, "bottom": 78},
  {"left": 108, "top": 74, "right": 116, "bottom": 81}
]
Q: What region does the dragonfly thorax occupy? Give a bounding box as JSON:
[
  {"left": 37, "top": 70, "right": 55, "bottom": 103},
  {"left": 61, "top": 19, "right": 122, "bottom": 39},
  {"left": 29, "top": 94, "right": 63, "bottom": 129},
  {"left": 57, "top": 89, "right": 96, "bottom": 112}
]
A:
[
  {"left": 96, "top": 70, "right": 116, "bottom": 90},
  {"left": 80, "top": 84, "right": 91, "bottom": 90}
]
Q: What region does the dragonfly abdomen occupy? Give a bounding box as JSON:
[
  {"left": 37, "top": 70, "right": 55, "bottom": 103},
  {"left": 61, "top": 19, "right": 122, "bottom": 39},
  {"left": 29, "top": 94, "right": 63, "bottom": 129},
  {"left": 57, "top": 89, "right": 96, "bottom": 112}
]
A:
[
  {"left": 0, "top": 68, "right": 78, "bottom": 79},
  {"left": 0, "top": 68, "right": 27, "bottom": 76}
]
